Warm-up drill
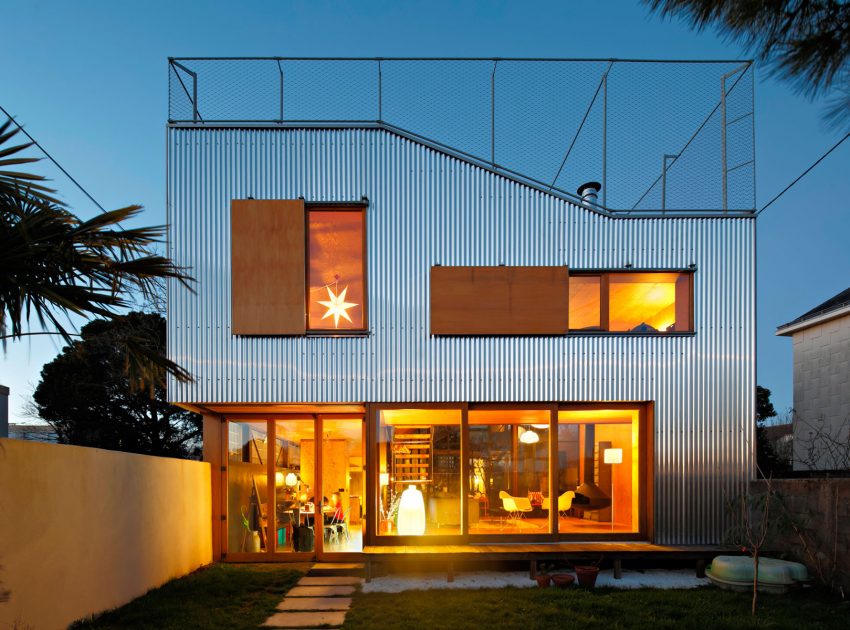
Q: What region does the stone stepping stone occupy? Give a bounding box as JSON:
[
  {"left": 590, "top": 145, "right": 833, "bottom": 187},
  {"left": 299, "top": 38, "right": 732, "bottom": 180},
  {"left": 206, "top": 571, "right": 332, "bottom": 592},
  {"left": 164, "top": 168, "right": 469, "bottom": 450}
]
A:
[
  {"left": 277, "top": 597, "right": 351, "bottom": 611},
  {"left": 286, "top": 585, "right": 355, "bottom": 597},
  {"left": 298, "top": 576, "right": 363, "bottom": 586},
  {"left": 262, "top": 611, "right": 346, "bottom": 628}
]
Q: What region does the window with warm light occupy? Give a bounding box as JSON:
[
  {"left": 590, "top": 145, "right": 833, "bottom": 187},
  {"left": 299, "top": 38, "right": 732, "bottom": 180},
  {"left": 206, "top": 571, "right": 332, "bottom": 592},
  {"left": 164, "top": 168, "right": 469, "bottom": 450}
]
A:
[
  {"left": 468, "top": 409, "right": 551, "bottom": 535},
  {"left": 608, "top": 272, "right": 690, "bottom": 332},
  {"left": 376, "top": 408, "right": 462, "bottom": 537},
  {"left": 569, "top": 271, "right": 692, "bottom": 333},
  {"left": 307, "top": 207, "right": 366, "bottom": 331},
  {"left": 557, "top": 408, "right": 640, "bottom": 534}
]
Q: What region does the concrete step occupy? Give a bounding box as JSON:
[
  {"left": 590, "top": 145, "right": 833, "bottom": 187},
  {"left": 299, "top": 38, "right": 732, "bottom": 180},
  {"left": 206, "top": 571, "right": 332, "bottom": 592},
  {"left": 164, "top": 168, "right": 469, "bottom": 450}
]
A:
[
  {"left": 277, "top": 597, "right": 351, "bottom": 611},
  {"left": 262, "top": 611, "right": 346, "bottom": 628},
  {"left": 306, "top": 562, "right": 364, "bottom": 578},
  {"left": 286, "top": 585, "right": 356, "bottom": 597},
  {"left": 298, "top": 576, "right": 363, "bottom": 586}
]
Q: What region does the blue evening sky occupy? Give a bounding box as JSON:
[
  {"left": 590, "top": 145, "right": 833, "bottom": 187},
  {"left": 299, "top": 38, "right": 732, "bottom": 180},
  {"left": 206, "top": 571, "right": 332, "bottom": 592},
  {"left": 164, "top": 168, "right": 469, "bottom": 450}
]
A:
[{"left": 2, "top": 0, "right": 848, "bottom": 422}]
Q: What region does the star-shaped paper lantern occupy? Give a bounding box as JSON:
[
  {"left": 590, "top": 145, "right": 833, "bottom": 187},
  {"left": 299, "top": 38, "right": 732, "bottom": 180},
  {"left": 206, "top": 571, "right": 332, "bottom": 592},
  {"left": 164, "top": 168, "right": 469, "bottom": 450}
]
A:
[{"left": 318, "top": 285, "right": 358, "bottom": 328}]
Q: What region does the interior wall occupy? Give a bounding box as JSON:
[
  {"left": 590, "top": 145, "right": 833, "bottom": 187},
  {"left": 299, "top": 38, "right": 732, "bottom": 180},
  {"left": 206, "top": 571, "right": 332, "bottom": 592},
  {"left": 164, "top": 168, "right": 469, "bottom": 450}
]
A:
[{"left": 0, "top": 438, "right": 212, "bottom": 630}]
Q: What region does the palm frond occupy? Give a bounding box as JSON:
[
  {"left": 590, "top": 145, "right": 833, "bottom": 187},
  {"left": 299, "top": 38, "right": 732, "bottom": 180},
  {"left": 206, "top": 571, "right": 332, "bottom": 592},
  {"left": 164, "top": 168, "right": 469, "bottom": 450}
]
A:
[
  {"left": 0, "top": 118, "right": 62, "bottom": 205},
  {"left": 645, "top": 0, "right": 850, "bottom": 129}
]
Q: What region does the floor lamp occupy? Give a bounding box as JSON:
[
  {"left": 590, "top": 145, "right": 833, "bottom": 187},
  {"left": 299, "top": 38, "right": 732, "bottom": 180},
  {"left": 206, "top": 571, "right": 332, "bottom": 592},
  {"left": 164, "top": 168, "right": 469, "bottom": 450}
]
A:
[{"left": 603, "top": 448, "right": 623, "bottom": 531}]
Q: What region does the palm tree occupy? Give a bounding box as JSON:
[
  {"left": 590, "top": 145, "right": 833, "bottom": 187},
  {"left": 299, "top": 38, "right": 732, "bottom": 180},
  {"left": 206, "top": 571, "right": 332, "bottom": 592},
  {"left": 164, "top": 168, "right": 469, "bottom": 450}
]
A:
[
  {"left": 0, "top": 117, "right": 193, "bottom": 388},
  {"left": 645, "top": 1, "right": 850, "bottom": 129}
]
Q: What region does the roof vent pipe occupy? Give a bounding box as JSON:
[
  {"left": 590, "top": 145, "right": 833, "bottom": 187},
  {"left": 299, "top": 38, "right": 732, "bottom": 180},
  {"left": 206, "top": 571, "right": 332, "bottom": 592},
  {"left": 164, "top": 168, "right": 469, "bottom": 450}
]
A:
[{"left": 577, "top": 181, "right": 601, "bottom": 207}]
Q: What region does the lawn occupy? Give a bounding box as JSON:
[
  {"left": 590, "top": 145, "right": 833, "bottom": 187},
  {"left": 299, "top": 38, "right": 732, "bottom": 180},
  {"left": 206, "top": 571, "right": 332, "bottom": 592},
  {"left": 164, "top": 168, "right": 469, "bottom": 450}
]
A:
[
  {"left": 344, "top": 586, "right": 849, "bottom": 630},
  {"left": 72, "top": 564, "right": 303, "bottom": 630}
]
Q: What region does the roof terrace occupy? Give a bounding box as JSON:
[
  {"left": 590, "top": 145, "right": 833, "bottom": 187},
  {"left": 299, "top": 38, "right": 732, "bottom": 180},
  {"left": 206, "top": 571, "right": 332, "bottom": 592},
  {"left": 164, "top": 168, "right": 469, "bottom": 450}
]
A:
[{"left": 168, "top": 57, "right": 754, "bottom": 216}]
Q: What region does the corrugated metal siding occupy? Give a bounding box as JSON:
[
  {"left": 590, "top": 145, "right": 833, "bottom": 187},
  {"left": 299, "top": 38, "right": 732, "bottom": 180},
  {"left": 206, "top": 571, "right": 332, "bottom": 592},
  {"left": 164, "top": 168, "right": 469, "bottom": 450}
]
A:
[{"left": 167, "top": 127, "right": 755, "bottom": 544}]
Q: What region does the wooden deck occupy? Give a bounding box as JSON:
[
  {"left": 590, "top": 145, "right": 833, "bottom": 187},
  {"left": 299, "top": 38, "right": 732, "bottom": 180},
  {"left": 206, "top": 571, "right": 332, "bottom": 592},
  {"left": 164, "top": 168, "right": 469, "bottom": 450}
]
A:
[{"left": 362, "top": 542, "right": 730, "bottom": 582}]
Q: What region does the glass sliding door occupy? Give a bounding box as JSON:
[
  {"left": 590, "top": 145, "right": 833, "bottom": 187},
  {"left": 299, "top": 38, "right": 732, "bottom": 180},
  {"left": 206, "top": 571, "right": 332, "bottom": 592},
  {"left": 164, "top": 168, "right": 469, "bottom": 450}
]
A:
[
  {"left": 468, "top": 409, "right": 551, "bottom": 535},
  {"left": 557, "top": 408, "right": 640, "bottom": 535},
  {"left": 377, "top": 408, "right": 462, "bottom": 537},
  {"left": 274, "top": 419, "right": 316, "bottom": 553},
  {"left": 226, "top": 420, "right": 270, "bottom": 554},
  {"left": 226, "top": 417, "right": 317, "bottom": 556},
  {"left": 321, "top": 418, "right": 364, "bottom": 553}
]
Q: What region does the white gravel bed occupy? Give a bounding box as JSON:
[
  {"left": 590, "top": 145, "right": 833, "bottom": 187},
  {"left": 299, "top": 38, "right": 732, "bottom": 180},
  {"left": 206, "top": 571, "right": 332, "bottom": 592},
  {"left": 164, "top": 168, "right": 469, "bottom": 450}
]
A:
[{"left": 361, "top": 569, "right": 710, "bottom": 593}]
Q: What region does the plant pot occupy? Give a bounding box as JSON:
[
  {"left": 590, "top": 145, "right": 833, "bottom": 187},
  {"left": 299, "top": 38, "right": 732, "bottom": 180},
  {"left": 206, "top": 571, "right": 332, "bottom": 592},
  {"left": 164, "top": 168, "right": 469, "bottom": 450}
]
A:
[
  {"left": 574, "top": 565, "right": 600, "bottom": 588},
  {"left": 535, "top": 574, "right": 551, "bottom": 588},
  {"left": 551, "top": 573, "right": 576, "bottom": 588}
]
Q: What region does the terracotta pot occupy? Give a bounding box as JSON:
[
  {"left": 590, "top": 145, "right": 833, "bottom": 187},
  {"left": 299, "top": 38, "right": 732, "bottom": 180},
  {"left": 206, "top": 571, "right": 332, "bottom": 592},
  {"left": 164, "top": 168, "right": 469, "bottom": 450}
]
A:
[
  {"left": 535, "top": 574, "right": 551, "bottom": 588},
  {"left": 574, "top": 565, "right": 600, "bottom": 588},
  {"left": 551, "top": 573, "right": 576, "bottom": 588}
]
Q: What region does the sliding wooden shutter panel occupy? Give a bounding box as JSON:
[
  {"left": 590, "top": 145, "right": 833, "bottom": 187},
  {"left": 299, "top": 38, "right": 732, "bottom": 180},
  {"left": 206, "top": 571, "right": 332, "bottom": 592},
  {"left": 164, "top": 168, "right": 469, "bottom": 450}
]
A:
[
  {"left": 430, "top": 266, "right": 569, "bottom": 335},
  {"left": 231, "top": 199, "right": 306, "bottom": 335}
]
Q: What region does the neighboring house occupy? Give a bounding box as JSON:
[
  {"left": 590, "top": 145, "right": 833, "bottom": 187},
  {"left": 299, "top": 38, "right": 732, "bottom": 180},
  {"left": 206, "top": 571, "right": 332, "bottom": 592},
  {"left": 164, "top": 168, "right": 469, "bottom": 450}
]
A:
[
  {"left": 777, "top": 287, "right": 850, "bottom": 471},
  {"left": 7, "top": 423, "right": 59, "bottom": 443},
  {"left": 166, "top": 58, "right": 756, "bottom": 563}
]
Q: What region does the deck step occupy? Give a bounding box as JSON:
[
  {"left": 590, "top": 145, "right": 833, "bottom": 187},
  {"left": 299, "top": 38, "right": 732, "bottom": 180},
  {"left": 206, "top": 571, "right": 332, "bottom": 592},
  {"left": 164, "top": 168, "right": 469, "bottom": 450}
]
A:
[{"left": 306, "top": 562, "right": 365, "bottom": 578}]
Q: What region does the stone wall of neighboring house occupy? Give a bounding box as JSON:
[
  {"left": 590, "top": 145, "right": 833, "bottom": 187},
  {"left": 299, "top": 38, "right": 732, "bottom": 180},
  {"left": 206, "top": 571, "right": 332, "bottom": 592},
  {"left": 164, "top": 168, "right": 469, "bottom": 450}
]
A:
[
  {"left": 751, "top": 478, "right": 850, "bottom": 592},
  {"left": 791, "top": 312, "right": 850, "bottom": 471},
  {"left": 0, "top": 438, "right": 212, "bottom": 629}
]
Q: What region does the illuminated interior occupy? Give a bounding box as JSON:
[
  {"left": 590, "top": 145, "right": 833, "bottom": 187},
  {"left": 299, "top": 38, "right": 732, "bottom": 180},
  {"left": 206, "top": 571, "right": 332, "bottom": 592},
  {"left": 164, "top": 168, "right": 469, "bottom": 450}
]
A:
[
  {"left": 569, "top": 272, "right": 692, "bottom": 332},
  {"left": 224, "top": 405, "right": 642, "bottom": 553},
  {"left": 319, "top": 419, "right": 364, "bottom": 552},
  {"left": 227, "top": 420, "right": 270, "bottom": 553},
  {"left": 378, "top": 408, "right": 462, "bottom": 536},
  {"left": 609, "top": 272, "right": 689, "bottom": 332},
  {"left": 468, "top": 409, "right": 551, "bottom": 534},
  {"left": 557, "top": 408, "right": 640, "bottom": 533},
  {"left": 307, "top": 208, "right": 366, "bottom": 330},
  {"left": 227, "top": 417, "right": 364, "bottom": 554}
]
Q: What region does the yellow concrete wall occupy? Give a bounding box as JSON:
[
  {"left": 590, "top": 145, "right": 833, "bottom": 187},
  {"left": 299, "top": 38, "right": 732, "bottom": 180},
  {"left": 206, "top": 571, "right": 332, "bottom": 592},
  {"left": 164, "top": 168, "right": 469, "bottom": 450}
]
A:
[{"left": 0, "top": 438, "right": 212, "bottom": 629}]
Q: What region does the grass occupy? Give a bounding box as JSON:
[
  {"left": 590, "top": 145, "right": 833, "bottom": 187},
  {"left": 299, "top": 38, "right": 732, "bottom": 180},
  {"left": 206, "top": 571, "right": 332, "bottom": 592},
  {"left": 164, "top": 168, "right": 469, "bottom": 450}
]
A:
[
  {"left": 72, "top": 563, "right": 303, "bottom": 630},
  {"left": 344, "top": 586, "right": 849, "bottom": 630}
]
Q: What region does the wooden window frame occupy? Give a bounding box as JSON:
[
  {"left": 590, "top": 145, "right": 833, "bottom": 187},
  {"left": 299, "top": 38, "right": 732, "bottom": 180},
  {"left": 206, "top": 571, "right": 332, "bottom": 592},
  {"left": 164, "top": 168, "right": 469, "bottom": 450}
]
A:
[
  {"left": 365, "top": 401, "right": 652, "bottom": 546},
  {"left": 221, "top": 413, "right": 367, "bottom": 562},
  {"left": 305, "top": 203, "right": 369, "bottom": 335},
  {"left": 569, "top": 269, "right": 694, "bottom": 334}
]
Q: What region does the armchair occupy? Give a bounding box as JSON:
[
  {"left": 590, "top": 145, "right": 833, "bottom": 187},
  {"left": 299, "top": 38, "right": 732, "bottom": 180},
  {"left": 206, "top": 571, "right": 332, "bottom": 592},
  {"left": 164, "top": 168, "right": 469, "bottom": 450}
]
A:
[
  {"left": 499, "top": 490, "right": 533, "bottom": 520},
  {"left": 542, "top": 490, "right": 576, "bottom": 518}
]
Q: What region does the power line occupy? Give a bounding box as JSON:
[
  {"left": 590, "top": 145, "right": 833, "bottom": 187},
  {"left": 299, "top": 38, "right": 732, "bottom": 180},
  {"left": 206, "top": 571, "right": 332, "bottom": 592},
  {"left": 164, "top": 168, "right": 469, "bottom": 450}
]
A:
[
  {"left": 0, "top": 103, "right": 106, "bottom": 213},
  {"left": 757, "top": 131, "right": 850, "bottom": 216}
]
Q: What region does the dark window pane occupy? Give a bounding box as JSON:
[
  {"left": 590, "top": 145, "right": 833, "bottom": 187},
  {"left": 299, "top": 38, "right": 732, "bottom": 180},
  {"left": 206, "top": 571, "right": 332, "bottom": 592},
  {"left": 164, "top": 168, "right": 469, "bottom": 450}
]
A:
[{"left": 569, "top": 275, "right": 601, "bottom": 330}]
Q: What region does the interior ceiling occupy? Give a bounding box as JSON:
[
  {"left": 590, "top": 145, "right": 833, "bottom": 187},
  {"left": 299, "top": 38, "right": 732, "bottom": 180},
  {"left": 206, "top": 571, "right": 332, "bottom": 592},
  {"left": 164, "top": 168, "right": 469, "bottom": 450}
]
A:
[
  {"left": 226, "top": 406, "right": 638, "bottom": 427},
  {"left": 381, "top": 408, "right": 462, "bottom": 425},
  {"left": 468, "top": 409, "right": 551, "bottom": 425},
  {"left": 559, "top": 408, "right": 639, "bottom": 424},
  {"left": 198, "top": 403, "right": 366, "bottom": 415}
]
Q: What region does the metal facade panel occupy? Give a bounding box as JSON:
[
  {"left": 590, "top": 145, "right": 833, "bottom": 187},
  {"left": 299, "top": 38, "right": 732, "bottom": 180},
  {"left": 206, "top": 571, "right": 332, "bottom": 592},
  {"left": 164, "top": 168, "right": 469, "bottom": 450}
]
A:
[{"left": 167, "top": 127, "right": 755, "bottom": 544}]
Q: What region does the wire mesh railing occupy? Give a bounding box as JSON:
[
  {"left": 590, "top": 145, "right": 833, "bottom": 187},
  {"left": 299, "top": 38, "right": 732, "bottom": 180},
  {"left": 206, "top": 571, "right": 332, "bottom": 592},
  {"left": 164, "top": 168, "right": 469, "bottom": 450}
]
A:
[{"left": 169, "top": 57, "right": 755, "bottom": 214}]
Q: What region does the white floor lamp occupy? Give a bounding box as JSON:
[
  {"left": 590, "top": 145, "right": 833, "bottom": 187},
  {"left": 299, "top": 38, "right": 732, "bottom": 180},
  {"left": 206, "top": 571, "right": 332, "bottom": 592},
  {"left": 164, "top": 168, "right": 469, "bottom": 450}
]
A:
[{"left": 603, "top": 448, "right": 622, "bottom": 531}]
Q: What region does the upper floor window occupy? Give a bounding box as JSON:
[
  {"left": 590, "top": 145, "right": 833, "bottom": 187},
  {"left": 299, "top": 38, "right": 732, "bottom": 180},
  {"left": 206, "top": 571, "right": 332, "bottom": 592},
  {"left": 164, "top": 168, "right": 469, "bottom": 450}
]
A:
[
  {"left": 569, "top": 271, "right": 693, "bottom": 333},
  {"left": 568, "top": 275, "right": 601, "bottom": 330},
  {"left": 231, "top": 199, "right": 366, "bottom": 336},
  {"left": 307, "top": 208, "right": 367, "bottom": 331}
]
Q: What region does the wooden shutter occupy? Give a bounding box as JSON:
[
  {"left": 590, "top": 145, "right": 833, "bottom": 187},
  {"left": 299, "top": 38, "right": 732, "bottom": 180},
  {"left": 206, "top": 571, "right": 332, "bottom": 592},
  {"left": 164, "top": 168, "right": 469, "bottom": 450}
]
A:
[
  {"left": 430, "top": 266, "right": 569, "bottom": 335},
  {"left": 231, "top": 199, "right": 306, "bottom": 335}
]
